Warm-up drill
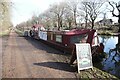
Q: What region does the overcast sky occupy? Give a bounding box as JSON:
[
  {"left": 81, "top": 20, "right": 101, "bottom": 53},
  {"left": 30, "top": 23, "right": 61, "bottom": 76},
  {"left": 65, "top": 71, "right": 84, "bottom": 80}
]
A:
[{"left": 11, "top": 0, "right": 119, "bottom": 27}]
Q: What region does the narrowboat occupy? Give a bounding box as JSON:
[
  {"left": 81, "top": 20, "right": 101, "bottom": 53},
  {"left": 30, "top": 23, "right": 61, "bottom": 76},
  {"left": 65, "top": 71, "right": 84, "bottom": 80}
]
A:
[{"left": 25, "top": 25, "right": 104, "bottom": 64}]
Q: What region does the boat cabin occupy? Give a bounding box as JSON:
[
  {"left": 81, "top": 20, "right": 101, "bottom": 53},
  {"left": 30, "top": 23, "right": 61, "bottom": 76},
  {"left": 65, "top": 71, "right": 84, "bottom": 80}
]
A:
[{"left": 38, "top": 28, "right": 99, "bottom": 54}]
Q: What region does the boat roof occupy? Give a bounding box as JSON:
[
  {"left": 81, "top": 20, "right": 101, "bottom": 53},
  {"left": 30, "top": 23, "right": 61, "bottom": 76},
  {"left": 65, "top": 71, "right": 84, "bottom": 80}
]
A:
[
  {"left": 65, "top": 29, "right": 96, "bottom": 35},
  {"left": 47, "top": 29, "right": 96, "bottom": 36}
]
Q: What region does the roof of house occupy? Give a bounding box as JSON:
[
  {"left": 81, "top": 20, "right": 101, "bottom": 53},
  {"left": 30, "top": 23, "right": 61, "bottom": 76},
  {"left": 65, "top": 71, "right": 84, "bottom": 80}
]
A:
[{"left": 99, "top": 19, "right": 113, "bottom": 23}]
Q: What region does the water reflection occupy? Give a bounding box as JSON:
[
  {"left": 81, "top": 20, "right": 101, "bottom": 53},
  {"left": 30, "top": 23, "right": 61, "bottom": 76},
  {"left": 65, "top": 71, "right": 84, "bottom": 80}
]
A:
[{"left": 96, "top": 35, "right": 120, "bottom": 78}]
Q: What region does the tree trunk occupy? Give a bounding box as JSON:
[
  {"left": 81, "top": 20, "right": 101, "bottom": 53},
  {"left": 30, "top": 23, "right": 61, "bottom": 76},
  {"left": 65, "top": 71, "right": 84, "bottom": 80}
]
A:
[
  {"left": 58, "top": 16, "right": 60, "bottom": 30},
  {"left": 60, "top": 19, "right": 62, "bottom": 29},
  {"left": 69, "top": 22, "right": 72, "bottom": 29},
  {"left": 118, "top": 33, "right": 120, "bottom": 44},
  {"left": 91, "top": 20, "right": 94, "bottom": 29},
  {"left": 73, "top": 10, "right": 77, "bottom": 28},
  {"left": 118, "top": 15, "right": 120, "bottom": 32},
  {"left": 58, "top": 18, "right": 63, "bottom": 30},
  {"left": 117, "top": 14, "right": 120, "bottom": 53},
  {"left": 118, "top": 24, "right": 120, "bottom": 32},
  {"left": 85, "top": 6, "right": 88, "bottom": 28},
  {"left": 85, "top": 18, "right": 88, "bottom": 28}
]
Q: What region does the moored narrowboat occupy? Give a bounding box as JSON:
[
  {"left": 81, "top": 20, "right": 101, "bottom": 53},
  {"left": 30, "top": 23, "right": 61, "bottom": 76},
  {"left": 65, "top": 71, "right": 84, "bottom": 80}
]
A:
[{"left": 26, "top": 25, "right": 104, "bottom": 64}]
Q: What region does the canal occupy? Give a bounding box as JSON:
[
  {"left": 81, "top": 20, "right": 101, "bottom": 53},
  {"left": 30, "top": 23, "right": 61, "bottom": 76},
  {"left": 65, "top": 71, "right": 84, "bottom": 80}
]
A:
[{"left": 95, "top": 35, "right": 120, "bottom": 78}]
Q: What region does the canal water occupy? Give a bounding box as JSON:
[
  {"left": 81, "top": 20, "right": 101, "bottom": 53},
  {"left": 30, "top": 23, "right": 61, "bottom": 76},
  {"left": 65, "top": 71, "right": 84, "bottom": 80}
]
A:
[{"left": 96, "top": 35, "right": 120, "bottom": 78}]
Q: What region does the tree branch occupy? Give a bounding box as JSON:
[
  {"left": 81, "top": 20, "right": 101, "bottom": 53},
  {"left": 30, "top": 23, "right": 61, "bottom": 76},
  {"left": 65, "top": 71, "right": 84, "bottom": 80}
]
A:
[{"left": 108, "top": 1, "right": 119, "bottom": 17}]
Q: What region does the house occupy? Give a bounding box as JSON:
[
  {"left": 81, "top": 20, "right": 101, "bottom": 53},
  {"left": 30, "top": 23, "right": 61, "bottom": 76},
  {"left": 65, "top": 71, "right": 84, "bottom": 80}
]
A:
[{"left": 98, "top": 19, "right": 113, "bottom": 26}]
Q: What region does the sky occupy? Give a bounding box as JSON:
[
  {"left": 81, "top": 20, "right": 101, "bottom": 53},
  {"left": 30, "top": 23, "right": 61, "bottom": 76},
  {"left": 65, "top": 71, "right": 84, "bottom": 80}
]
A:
[
  {"left": 11, "top": 0, "right": 119, "bottom": 27},
  {"left": 11, "top": 0, "right": 64, "bottom": 26}
]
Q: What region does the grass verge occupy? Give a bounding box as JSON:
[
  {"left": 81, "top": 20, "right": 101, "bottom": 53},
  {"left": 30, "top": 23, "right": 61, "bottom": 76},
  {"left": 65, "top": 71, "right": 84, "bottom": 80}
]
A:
[
  {"left": 98, "top": 30, "right": 112, "bottom": 36},
  {"left": 0, "top": 30, "right": 10, "bottom": 37}
]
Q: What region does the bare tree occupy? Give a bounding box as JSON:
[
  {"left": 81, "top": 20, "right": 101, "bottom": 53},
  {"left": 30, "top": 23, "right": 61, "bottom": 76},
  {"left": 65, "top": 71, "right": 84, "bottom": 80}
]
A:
[
  {"left": 108, "top": 1, "right": 120, "bottom": 46},
  {"left": 67, "top": 0, "right": 79, "bottom": 28},
  {"left": 81, "top": 0, "right": 106, "bottom": 29},
  {"left": 41, "top": 10, "right": 57, "bottom": 30},
  {"left": 80, "top": 1, "right": 89, "bottom": 28},
  {"left": 50, "top": 2, "right": 67, "bottom": 30},
  {"left": 108, "top": 1, "right": 120, "bottom": 32},
  {"left": 63, "top": 5, "right": 73, "bottom": 29}
]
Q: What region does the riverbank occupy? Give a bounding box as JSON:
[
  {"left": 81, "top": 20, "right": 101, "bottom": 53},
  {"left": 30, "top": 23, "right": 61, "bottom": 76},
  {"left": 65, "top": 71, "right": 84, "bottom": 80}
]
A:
[
  {"left": 98, "top": 30, "right": 120, "bottom": 36},
  {"left": 57, "top": 54, "right": 119, "bottom": 79},
  {"left": 78, "top": 67, "right": 119, "bottom": 79}
]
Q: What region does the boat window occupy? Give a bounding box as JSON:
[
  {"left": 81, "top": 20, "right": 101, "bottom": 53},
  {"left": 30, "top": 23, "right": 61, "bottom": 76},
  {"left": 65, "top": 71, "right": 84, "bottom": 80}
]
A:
[
  {"left": 51, "top": 33, "right": 53, "bottom": 40},
  {"left": 56, "top": 35, "right": 62, "bottom": 43},
  {"left": 70, "top": 34, "right": 88, "bottom": 44}
]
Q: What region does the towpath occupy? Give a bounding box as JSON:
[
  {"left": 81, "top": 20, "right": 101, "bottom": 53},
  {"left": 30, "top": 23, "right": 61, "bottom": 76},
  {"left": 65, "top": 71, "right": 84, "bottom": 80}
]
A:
[{"left": 2, "top": 30, "right": 77, "bottom": 78}]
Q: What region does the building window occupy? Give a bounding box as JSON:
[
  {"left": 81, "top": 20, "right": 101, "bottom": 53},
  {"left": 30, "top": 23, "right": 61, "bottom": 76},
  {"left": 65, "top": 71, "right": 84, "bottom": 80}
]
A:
[{"left": 56, "top": 35, "right": 62, "bottom": 42}]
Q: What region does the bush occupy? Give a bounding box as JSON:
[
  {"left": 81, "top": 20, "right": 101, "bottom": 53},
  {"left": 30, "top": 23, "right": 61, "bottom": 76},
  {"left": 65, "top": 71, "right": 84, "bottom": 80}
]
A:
[{"left": 15, "top": 29, "right": 24, "bottom": 36}]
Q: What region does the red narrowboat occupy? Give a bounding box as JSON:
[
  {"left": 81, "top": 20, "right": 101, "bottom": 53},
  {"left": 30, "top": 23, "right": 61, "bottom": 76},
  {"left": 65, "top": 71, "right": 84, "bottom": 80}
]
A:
[{"left": 26, "top": 25, "right": 104, "bottom": 64}]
